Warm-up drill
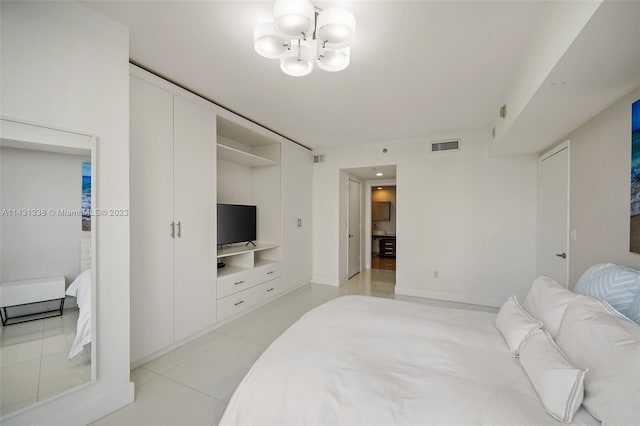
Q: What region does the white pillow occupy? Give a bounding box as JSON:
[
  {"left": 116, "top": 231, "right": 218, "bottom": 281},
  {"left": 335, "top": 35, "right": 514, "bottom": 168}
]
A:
[
  {"left": 555, "top": 296, "right": 640, "bottom": 425},
  {"left": 496, "top": 296, "right": 542, "bottom": 356},
  {"left": 522, "top": 276, "right": 581, "bottom": 337},
  {"left": 519, "top": 329, "right": 586, "bottom": 423}
]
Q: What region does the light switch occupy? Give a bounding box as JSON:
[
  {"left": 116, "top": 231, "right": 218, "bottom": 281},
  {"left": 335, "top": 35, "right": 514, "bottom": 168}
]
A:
[{"left": 570, "top": 229, "right": 577, "bottom": 241}]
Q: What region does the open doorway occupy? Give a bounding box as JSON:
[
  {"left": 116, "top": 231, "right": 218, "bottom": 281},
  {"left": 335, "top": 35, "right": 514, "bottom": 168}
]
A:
[
  {"left": 348, "top": 178, "right": 361, "bottom": 279},
  {"left": 371, "top": 185, "right": 396, "bottom": 271},
  {"left": 339, "top": 165, "right": 397, "bottom": 296}
]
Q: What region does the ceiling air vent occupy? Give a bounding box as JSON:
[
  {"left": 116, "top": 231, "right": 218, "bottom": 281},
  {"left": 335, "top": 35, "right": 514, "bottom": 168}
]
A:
[{"left": 431, "top": 139, "right": 460, "bottom": 152}]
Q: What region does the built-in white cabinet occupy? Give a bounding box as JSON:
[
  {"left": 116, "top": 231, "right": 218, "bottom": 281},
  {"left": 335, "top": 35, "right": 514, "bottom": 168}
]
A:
[
  {"left": 281, "top": 143, "right": 312, "bottom": 290},
  {"left": 173, "top": 96, "right": 217, "bottom": 341},
  {"left": 130, "top": 65, "right": 313, "bottom": 367},
  {"left": 216, "top": 244, "right": 282, "bottom": 320},
  {"left": 215, "top": 131, "right": 283, "bottom": 321},
  {"left": 130, "top": 76, "right": 175, "bottom": 362},
  {"left": 130, "top": 75, "right": 216, "bottom": 363}
]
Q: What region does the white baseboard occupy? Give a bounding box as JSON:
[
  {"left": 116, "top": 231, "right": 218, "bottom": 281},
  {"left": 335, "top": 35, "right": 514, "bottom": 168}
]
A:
[
  {"left": 2, "top": 381, "right": 134, "bottom": 426},
  {"left": 395, "top": 286, "right": 500, "bottom": 308},
  {"left": 310, "top": 275, "right": 340, "bottom": 286}
]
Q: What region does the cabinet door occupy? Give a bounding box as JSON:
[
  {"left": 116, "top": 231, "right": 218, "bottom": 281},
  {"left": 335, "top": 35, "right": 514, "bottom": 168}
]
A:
[
  {"left": 173, "top": 96, "right": 217, "bottom": 341},
  {"left": 130, "top": 76, "right": 175, "bottom": 362},
  {"left": 281, "top": 143, "right": 312, "bottom": 290},
  {"left": 372, "top": 202, "right": 390, "bottom": 221}
]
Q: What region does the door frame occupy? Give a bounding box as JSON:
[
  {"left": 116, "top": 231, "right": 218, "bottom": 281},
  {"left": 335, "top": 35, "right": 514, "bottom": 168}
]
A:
[
  {"left": 347, "top": 178, "right": 362, "bottom": 279},
  {"left": 538, "top": 140, "right": 570, "bottom": 287},
  {"left": 364, "top": 179, "right": 397, "bottom": 270}
]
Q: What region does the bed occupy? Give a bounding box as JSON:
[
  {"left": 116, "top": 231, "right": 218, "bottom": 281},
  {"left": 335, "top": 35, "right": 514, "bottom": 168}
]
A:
[
  {"left": 66, "top": 268, "right": 92, "bottom": 359},
  {"left": 66, "top": 236, "right": 93, "bottom": 359},
  {"left": 220, "top": 269, "right": 640, "bottom": 426}
]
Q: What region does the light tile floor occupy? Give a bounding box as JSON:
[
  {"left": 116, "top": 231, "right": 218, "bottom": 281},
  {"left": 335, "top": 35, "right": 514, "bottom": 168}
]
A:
[
  {"left": 92, "top": 269, "right": 497, "bottom": 426},
  {"left": 0, "top": 309, "right": 91, "bottom": 416}
]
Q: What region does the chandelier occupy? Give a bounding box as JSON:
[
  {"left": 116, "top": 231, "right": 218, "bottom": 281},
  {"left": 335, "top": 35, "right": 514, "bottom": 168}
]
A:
[{"left": 253, "top": 0, "right": 356, "bottom": 77}]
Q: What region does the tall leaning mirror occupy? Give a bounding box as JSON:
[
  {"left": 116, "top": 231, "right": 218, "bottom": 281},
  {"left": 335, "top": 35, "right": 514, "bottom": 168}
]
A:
[{"left": 0, "top": 118, "right": 96, "bottom": 417}]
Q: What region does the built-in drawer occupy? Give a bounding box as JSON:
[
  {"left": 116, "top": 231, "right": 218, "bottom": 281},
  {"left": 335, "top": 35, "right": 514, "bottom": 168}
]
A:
[
  {"left": 380, "top": 239, "right": 396, "bottom": 258},
  {"left": 217, "top": 270, "right": 258, "bottom": 299},
  {"left": 217, "top": 262, "right": 281, "bottom": 300},
  {"left": 217, "top": 281, "right": 268, "bottom": 322},
  {"left": 253, "top": 262, "right": 281, "bottom": 283},
  {"left": 261, "top": 277, "right": 284, "bottom": 300}
]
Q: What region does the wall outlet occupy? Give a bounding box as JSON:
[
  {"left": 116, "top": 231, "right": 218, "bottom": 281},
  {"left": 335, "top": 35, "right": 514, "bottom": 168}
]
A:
[{"left": 433, "top": 270, "right": 439, "bottom": 278}]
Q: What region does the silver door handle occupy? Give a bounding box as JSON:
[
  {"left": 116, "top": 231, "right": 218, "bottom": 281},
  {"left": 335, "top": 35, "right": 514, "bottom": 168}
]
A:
[
  {"left": 176, "top": 221, "right": 182, "bottom": 238},
  {"left": 170, "top": 221, "right": 175, "bottom": 238},
  {"left": 555, "top": 252, "right": 567, "bottom": 259}
]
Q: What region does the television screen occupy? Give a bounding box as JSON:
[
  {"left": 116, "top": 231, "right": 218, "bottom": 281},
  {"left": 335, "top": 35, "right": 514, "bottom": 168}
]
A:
[{"left": 217, "top": 204, "right": 257, "bottom": 245}]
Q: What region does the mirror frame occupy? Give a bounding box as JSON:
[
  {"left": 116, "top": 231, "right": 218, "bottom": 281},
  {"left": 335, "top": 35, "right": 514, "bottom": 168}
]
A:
[{"left": 0, "top": 116, "right": 97, "bottom": 414}]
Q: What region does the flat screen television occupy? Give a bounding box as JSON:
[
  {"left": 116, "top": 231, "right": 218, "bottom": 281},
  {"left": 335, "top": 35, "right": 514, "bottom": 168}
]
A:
[{"left": 217, "top": 204, "right": 257, "bottom": 246}]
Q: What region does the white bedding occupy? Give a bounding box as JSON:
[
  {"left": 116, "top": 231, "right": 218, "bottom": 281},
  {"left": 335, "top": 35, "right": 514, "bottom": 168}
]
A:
[
  {"left": 66, "top": 269, "right": 92, "bottom": 359},
  {"left": 220, "top": 296, "right": 598, "bottom": 426}
]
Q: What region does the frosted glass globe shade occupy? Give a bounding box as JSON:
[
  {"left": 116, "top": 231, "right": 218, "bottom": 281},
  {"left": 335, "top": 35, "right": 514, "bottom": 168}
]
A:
[
  {"left": 280, "top": 42, "right": 314, "bottom": 77},
  {"left": 254, "top": 22, "right": 288, "bottom": 59},
  {"left": 273, "top": 0, "right": 315, "bottom": 38},
  {"left": 317, "top": 47, "right": 350, "bottom": 72},
  {"left": 317, "top": 8, "right": 356, "bottom": 48}
]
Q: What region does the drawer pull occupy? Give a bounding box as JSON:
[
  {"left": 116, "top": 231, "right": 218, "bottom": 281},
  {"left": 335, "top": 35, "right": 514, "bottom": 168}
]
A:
[
  {"left": 266, "top": 287, "right": 275, "bottom": 292},
  {"left": 234, "top": 280, "right": 245, "bottom": 285},
  {"left": 267, "top": 271, "right": 275, "bottom": 275},
  {"left": 234, "top": 300, "right": 245, "bottom": 306}
]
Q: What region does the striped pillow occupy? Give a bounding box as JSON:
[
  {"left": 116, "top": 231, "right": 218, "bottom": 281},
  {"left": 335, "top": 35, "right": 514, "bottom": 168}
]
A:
[
  {"left": 574, "top": 263, "right": 640, "bottom": 317},
  {"left": 630, "top": 291, "right": 640, "bottom": 324}
]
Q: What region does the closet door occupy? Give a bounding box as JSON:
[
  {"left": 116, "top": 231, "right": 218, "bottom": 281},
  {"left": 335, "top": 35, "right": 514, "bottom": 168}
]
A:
[
  {"left": 281, "top": 143, "right": 312, "bottom": 289},
  {"left": 130, "top": 77, "right": 175, "bottom": 362},
  {"left": 173, "top": 96, "right": 217, "bottom": 341}
]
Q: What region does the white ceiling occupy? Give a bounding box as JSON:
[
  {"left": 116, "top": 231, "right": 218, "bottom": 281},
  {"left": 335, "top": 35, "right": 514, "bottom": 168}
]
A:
[
  {"left": 343, "top": 164, "right": 396, "bottom": 181},
  {"left": 493, "top": 0, "right": 640, "bottom": 155},
  {"left": 86, "top": 1, "right": 548, "bottom": 151}
]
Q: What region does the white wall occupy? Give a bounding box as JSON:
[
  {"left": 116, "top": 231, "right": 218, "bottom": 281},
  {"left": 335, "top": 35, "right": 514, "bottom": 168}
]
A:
[
  {"left": 217, "top": 160, "right": 253, "bottom": 205},
  {"left": 567, "top": 87, "right": 640, "bottom": 287},
  {"left": 1, "top": 147, "right": 88, "bottom": 283},
  {"left": 313, "top": 129, "right": 538, "bottom": 306},
  {"left": 0, "top": 2, "right": 133, "bottom": 424}
]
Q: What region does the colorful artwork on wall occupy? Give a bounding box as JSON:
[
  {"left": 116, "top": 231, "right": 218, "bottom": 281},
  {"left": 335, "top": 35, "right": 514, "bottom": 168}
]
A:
[
  {"left": 82, "top": 162, "right": 91, "bottom": 231},
  {"left": 630, "top": 99, "right": 640, "bottom": 253}
]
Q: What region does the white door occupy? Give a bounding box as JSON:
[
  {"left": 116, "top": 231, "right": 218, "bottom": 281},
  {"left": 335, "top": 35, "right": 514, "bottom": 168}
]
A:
[
  {"left": 538, "top": 144, "right": 569, "bottom": 286},
  {"left": 130, "top": 76, "right": 175, "bottom": 361},
  {"left": 348, "top": 179, "right": 361, "bottom": 278},
  {"left": 281, "top": 143, "right": 312, "bottom": 290},
  {"left": 173, "top": 96, "right": 217, "bottom": 341}
]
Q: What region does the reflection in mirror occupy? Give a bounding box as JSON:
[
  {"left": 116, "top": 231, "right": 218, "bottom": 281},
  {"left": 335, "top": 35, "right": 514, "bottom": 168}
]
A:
[{"left": 0, "top": 119, "right": 96, "bottom": 417}]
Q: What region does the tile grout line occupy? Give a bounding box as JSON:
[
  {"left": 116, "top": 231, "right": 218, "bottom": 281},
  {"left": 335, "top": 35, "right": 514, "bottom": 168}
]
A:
[
  {"left": 140, "top": 333, "right": 234, "bottom": 375},
  {"left": 35, "top": 323, "right": 45, "bottom": 401},
  {"left": 154, "top": 372, "right": 232, "bottom": 406}
]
